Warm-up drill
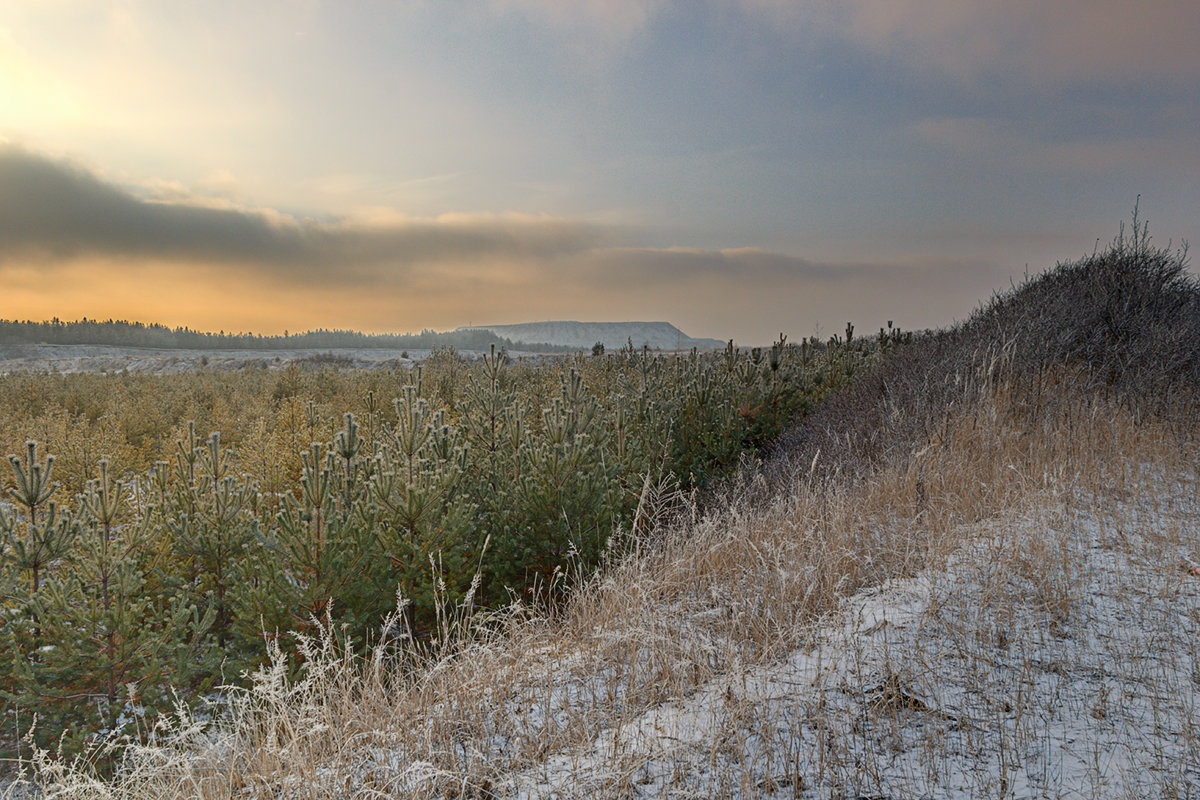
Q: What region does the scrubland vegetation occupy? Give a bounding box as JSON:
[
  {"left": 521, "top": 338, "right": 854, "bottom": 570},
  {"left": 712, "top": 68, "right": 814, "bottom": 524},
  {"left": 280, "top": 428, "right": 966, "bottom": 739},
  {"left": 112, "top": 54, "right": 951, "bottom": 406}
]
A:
[
  {"left": 0, "top": 328, "right": 882, "bottom": 768},
  {"left": 6, "top": 214, "right": 1200, "bottom": 798}
]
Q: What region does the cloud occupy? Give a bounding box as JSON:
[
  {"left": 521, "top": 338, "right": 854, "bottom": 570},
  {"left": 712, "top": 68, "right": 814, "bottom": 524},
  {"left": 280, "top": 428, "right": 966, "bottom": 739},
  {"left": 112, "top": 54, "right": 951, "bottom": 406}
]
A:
[
  {"left": 742, "top": 0, "right": 1200, "bottom": 87},
  {"left": 0, "top": 144, "right": 1018, "bottom": 342},
  {"left": 475, "top": 0, "right": 673, "bottom": 67},
  {"left": 910, "top": 116, "right": 1200, "bottom": 180},
  {"left": 519, "top": 246, "right": 1011, "bottom": 340},
  {"left": 0, "top": 145, "right": 606, "bottom": 285},
  {"left": 576, "top": 246, "right": 863, "bottom": 284},
  {"left": 581, "top": 245, "right": 1002, "bottom": 293},
  {"left": 484, "top": 0, "right": 668, "bottom": 41}
]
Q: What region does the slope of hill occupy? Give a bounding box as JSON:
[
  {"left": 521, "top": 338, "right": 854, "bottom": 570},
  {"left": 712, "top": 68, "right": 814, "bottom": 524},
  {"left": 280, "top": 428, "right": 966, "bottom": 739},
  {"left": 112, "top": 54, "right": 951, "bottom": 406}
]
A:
[
  {"left": 23, "top": 219, "right": 1200, "bottom": 798},
  {"left": 455, "top": 320, "right": 725, "bottom": 351}
]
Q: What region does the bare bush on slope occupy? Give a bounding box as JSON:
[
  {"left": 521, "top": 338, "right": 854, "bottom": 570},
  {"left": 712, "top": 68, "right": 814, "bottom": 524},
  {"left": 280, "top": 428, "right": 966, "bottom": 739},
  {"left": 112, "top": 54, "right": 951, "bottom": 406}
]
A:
[{"left": 768, "top": 208, "right": 1198, "bottom": 487}]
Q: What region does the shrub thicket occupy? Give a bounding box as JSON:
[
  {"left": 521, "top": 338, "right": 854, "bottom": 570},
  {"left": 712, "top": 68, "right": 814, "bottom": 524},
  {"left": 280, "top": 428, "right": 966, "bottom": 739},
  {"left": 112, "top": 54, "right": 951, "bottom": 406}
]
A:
[{"left": 770, "top": 205, "right": 1197, "bottom": 486}]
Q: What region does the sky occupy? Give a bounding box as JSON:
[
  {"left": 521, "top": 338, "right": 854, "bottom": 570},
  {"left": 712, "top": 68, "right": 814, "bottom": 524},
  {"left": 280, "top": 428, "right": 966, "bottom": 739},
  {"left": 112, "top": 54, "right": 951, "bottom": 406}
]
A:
[{"left": 2, "top": 1, "right": 1198, "bottom": 344}]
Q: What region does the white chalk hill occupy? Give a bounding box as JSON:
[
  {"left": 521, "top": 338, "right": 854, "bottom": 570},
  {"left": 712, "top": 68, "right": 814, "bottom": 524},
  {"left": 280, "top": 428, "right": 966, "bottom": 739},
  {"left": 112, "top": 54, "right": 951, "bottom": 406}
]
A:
[{"left": 456, "top": 321, "right": 724, "bottom": 351}]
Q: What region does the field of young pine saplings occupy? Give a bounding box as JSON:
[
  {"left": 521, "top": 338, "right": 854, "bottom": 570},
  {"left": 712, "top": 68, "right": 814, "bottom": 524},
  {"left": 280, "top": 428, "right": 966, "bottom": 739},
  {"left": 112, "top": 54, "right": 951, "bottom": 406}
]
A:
[{"left": 0, "top": 330, "right": 908, "bottom": 766}]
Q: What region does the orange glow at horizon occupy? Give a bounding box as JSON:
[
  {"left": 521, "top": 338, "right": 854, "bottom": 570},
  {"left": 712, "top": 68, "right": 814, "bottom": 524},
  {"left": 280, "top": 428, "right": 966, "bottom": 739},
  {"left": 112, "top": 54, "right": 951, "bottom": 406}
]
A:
[
  {"left": 0, "top": 260, "right": 426, "bottom": 335},
  {"left": 0, "top": 257, "right": 661, "bottom": 337},
  {"left": 0, "top": 252, "right": 999, "bottom": 347}
]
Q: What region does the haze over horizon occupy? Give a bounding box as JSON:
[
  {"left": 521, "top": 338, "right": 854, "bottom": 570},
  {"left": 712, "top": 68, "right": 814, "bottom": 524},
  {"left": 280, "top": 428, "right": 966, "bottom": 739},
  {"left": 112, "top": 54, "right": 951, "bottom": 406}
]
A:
[{"left": 2, "top": 1, "right": 1198, "bottom": 344}]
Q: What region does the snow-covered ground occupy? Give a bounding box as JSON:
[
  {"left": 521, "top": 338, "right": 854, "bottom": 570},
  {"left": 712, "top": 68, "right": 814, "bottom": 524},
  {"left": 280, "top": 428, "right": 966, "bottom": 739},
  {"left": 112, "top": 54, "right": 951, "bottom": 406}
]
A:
[
  {"left": 498, "top": 473, "right": 1200, "bottom": 799},
  {"left": 0, "top": 344, "right": 561, "bottom": 374},
  {"left": 0, "top": 344, "right": 415, "bottom": 374}
]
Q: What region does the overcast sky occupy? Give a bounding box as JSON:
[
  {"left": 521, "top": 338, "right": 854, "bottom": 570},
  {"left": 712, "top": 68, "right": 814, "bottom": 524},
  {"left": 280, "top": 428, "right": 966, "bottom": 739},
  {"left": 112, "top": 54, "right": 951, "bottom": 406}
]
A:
[{"left": 2, "top": 1, "right": 1197, "bottom": 343}]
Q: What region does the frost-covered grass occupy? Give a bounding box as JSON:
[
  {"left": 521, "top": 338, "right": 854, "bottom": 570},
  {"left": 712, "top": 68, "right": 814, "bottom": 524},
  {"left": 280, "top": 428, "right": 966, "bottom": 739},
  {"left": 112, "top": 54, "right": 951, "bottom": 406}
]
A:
[
  {"left": 533, "top": 470, "right": 1200, "bottom": 799},
  {"left": 12, "top": 377, "right": 1199, "bottom": 799}
]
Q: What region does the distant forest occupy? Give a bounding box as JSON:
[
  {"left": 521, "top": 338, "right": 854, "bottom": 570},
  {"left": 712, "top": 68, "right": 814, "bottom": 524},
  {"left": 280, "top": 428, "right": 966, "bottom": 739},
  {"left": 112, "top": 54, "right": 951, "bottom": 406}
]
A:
[{"left": 0, "top": 318, "right": 565, "bottom": 352}]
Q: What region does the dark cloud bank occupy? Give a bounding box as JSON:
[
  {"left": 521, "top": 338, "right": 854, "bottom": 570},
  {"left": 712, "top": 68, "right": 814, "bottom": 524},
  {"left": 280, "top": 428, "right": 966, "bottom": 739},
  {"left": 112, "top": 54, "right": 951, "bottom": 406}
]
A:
[{"left": 0, "top": 145, "right": 603, "bottom": 283}]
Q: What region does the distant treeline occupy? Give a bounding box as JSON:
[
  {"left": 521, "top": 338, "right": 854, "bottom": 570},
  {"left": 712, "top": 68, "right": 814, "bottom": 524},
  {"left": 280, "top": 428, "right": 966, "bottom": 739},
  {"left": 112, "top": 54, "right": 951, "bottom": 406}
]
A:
[{"left": 0, "top": 318, "right": 566, "bottom": 352}]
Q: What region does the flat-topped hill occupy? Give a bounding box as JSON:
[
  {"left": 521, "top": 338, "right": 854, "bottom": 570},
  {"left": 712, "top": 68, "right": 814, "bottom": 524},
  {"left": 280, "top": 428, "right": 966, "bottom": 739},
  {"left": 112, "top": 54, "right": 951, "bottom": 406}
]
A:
[{"left": 455, "top": 320, "right": 724, "bottom": 351}]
